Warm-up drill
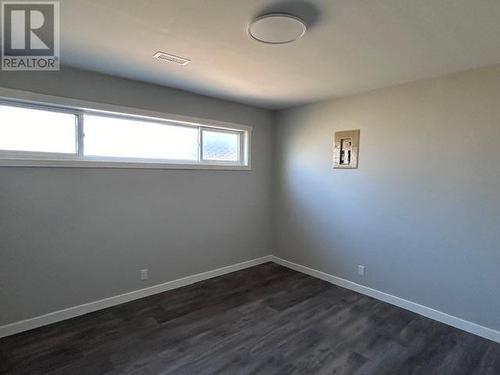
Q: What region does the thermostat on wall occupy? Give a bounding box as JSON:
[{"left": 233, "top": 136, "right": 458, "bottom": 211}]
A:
[{"left": 333, "top": 129, "right": 360, "bottom": 169}]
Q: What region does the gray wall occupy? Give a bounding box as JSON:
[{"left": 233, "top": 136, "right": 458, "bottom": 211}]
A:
[
  {"left": 0, "top": 67, "right": 274, "bottom": 325},
  {"left": 3, "top": 63, "right": 500, "bottom": 332},
  {"left": 274, "top": 64, "right": 500, "bottom": 331}
]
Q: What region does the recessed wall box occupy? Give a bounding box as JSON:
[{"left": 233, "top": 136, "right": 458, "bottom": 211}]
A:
[{"left": 333, "top": 129, "right": 360, "bottom": 169}]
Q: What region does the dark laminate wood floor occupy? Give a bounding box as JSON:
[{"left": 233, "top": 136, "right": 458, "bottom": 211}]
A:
[{"left": 1, "top": 263, "right": 499, "bottom": 375}]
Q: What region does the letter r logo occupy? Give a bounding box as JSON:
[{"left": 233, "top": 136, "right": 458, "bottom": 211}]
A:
[
  {"left": 1, "top": 1, "right": 60, "bottom": 70},
  {"left": 2, "top": 2, "right": 56, "bottom": 56},
  {"left": 11, "top": 9, "right": 50, "bottom": 50}
]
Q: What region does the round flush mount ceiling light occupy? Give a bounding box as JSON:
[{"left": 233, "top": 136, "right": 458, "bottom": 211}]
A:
[{"left": 248, "top": 14, "right": 306, "bottom": 44}]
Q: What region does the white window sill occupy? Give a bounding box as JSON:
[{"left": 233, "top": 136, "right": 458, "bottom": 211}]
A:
[{"left": 0, "top": 158, "right": 252, "bottom": 171}]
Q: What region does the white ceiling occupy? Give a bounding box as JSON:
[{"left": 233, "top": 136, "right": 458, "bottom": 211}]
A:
[{"left": 61, "top": 0, "right": 500, "bottom": 109}]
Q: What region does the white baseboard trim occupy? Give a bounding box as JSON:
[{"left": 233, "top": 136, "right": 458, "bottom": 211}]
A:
[
  {"left": 3, "top": 254, "right": 499, "bottom": 344},
  {"left": 0, "top": 255, "right": 272, "bottom": 339},
  {"left": 271, "top": 256, "right": 500, "bottom": 344}
]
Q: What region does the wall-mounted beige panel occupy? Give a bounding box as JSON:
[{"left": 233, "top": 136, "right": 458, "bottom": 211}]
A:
[{"left": 333, "top": 129, "right": 359, "bottom": 169}]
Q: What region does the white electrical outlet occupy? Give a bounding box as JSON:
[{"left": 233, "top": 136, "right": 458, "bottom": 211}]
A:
[
  {"left": 140, "top": 269, "right": 149, "bottom": 281},
  {"left": 358, "top": 265, "right": 366, "bottom": 276}
]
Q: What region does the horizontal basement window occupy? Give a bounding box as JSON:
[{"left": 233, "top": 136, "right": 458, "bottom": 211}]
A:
[
  {"left": 0, "top": 104, "right": 78, "bottom": 155},
  {"left": 0, "top": 99, "right": 250, "bottom": 170}
]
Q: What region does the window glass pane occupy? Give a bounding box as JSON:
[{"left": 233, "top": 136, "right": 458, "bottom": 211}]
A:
[
  {"left": 83, "top": 114, "right": 199, "bottom": 161},
  {"left": 202, "top": 130, "right": 240, "bottom": 161},
  {"left": 0, "top": 104, "right": 77, "bottom": 153}
]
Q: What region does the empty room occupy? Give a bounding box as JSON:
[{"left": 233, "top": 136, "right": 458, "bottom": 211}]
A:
[{"left": 1, "top": 0, "right": 500, "bottom": 374}]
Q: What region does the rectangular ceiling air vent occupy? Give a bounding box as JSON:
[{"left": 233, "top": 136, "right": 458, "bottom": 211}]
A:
[{"left": 153, "top": 51, "right": 191, "bottom": 66}]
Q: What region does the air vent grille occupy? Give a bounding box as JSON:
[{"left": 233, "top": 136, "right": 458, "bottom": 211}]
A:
[{"left": 153, "top": 52, "right": 191, "bottom": 66}]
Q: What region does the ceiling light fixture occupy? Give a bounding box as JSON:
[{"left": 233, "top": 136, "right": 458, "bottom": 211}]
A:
[{"left": 248, "top": 13, "right": 306, "bottom": 44}]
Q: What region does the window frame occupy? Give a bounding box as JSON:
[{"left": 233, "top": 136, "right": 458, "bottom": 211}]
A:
[{"left": 0, "top": 90, "right": 252, "bottom": 170}]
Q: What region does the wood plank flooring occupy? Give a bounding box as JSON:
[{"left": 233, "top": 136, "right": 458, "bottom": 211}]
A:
[{"left": 1, "top": 262, "right": 499, "bottom": 374}]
